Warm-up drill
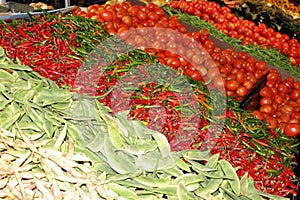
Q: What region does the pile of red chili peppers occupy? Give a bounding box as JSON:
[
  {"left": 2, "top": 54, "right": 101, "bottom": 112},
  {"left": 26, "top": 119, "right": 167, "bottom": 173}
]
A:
[{"left": 0, "top": 11, "right": 299, "bottom": 198}]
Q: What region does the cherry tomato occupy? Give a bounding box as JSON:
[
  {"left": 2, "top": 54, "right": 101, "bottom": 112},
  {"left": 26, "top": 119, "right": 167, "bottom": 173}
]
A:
[
  {"left": 260, "top": 97, "right": 272, "bottom": 105},
  {"left": 265, "top": 117, "right": 278, "bottom": 129},
  {"left": 236, "top": 86, "right": 248, "bottom": 97},
  {"left": 252, "top": 110, "right": 263, "bottom": 120},
  {"left": 290, "top": 89, "right": 300, "bottom": 101},
  {"left": 259, "top": 87, "right": 273, "bottom": 98},
  {"left": 225, "top": 79, "right": 239, "bottom": 91},
  {"left": 284, "top": 123, "right": 300, "bottom": 137}
]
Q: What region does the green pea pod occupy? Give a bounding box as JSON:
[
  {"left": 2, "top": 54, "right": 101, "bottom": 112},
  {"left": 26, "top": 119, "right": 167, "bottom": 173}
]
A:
[
  {"left": 93, "top": 162, "right": 117, "bottom": 175},
  {"left": 33, "top": 88, "right": 72, "bottom": 106},
  {"left": 175, "top": 158, "right": 191, "bottom": 172},
  {"left": 51, "top": 101, "right": 73, "bottom": 111},
  {"left": 205, "top": 153, "right": 219, "bottom": 168},
  {"left": 188, "top": 160, "right": 217, "bottom": 172},
  {"left": 161, "top": 166, "right": 183, "bottom": 177},
  {"left": 0, "top": 56, "right": 4, "bottom": 64},
  {"left": 218, "top": 159, "right": 240, "bottom": 195},
  {"left": 186, "top": 182, "right": 200, "bottom": 192},
  {"left": 240, "top": 173, "right": 249, "bottom": 196},
  {"left": 220, "top": 187, "right": 240, "bottom": 200},
  {"left": 134, "top": 175, "right": 171, "bottom": 188},
  {"left": 258, "top": 192, "right": 288, "bottom": 200},
  {"left": 107, "top": 183, "right": 138, "bottom": 200},
  {"left": 152, "top": 185, "right": 177, "bottom": 195},
  {"left": 177, "top": 180, "right": 188, "bottom": 200},
  {"left": 136, "top": 151, "right": 175, "bottom": 171},
  {"left": 123, "top": 142, "right": 158, "bottom": 155},
  {"left": 0, "top": 68, "right": 13, "bottom": 79},
  {"left": 0, "top": 83, "right": 5, "bottom": 92},
  {"left": 42, "top": 120, "right": 54, "bottom": 138},
  {"left": 213, "top": 193, "right": 223, "bottom": 200},
  {"left": 44, "top": 112, "right": 62, "bottom": 127},
  {"left": 183, "top": 150, "right": 211, "bottom": 162},
  {"left": 0, "top": 98, "right": 12, "bottom": 111},
  {"left": 196, "top": 172, "right": 223, "bottom": 194},
  {"left": 17, "top": 121, "right": 41, "bottom": 132},
  {"left": 23, "top": 105, "right": 44, "bottom": 128},
  {"left": 172, "top": 174, "right": 203, "bottom": 185},
  {"left": 7, "top": 81, "right": 29, "bottom": 92},
  {"left": 102, "top": 114, "right": 124, "bottom": 148},
  {"left": 1, "top": 112, "right": 22, "bottom": 130},
  {"left": 244, "top": 178, "right": 265, "bottom": 200},
  {"left": 151, "top": 131, "right": 171, "bottom": 158},
  {"left": 0, "top": 47, "right": 4, "bottom": 57},
  {"left": 114, "top": 179, "right": 149, "bottom": 190},
  {"left": 104, "top": 137, "right": 136, "bottom": 174}
]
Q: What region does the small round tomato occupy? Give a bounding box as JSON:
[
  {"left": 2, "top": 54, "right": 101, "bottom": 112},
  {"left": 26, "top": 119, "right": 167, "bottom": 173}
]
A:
[
  {"left": 166, "top": 57, "right": 181, "bottom": 69},
  {"left": 284, "top": 123, "right": 300, "bottom": 137},
  {"left": 260, "top": 105, "right": 274, "bottom": 114},
  {"left": 260, "top": 97, "right": 272, "bottom": 105},
  {"left": 99, "top": 10, "right": 113, "bottom": 22},
  {"left": 252, "top": 110, "right": 263, "bottom": 120},
  {"left": 259, "top": 87, "right": 273, "bottom": 98},
  {"left": 236, "top": 86, "right": 248, "bottom": 97},
  {"left": 225, "top": 79, "right": 239, "bottom": 91},
  {"left": 290, "top": 89, "right": 300, "bottom": 101},
  {"left": 265, "top": 117, "right": 278, "bottom": 129}
]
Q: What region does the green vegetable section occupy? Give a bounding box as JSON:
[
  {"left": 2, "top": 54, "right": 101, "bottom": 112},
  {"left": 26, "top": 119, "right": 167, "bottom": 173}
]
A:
[
  {"left": 0, "top": 47, "right": 286, "bottom": 199},
  {"left": 163, "top": 6, "right": 300, "bottom": 79}
]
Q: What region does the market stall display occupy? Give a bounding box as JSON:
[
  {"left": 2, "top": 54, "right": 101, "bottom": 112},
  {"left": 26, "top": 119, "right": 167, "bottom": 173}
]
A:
[{"left": 0, "top": 0, "right": 299, "bottom": 199}]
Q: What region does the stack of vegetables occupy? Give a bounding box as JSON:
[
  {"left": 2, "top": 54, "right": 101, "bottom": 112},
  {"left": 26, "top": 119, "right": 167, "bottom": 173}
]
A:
[{"left": 0, "top": 0, "right": 299, "bottom": 198}]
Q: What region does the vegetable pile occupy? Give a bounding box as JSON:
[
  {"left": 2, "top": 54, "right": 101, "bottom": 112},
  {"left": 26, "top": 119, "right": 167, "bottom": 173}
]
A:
[
  {"left": 0, "top": 48, "right": 284, "bottom": 199},
  {"left": 166, "top": 0, "right": 300, "bottom": 72},
  {"left": 0, "top": 1, "right": 299, "bottom": 198}
]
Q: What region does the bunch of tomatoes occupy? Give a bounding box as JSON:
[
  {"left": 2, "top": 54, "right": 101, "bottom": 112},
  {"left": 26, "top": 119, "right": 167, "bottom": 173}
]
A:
[
  {"left": 253, "top": 69, "right": 300, "bottom": 137},
  {"left": 168, "top": 0, "right": 300, "bottom": 69}
]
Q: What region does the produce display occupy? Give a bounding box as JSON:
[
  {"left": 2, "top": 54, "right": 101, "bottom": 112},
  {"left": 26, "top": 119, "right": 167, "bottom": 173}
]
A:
[
  {"left": 0, "top": 47, "right": 285, "bottom": 200},
  {"left": 0, "top": 0, "right": 299, "bottom": 199}
]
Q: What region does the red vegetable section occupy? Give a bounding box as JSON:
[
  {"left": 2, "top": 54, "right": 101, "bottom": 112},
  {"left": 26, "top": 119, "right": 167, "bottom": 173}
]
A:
[
  {"left": 168, "top": 0, "right": 300, "bottom": 69},
  {"left": 0, "top": 1, "right": 299, "bottom": 198}
]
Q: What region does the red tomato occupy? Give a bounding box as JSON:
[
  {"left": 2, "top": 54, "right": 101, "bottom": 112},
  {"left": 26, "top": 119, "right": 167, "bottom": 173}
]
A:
[
  {"left": 284, "top": 123, "right": 300, "bottom": 137},
  {"left": 99, "top": 10, "right": 113, "bottom": 22},
  {"left": 166, "top": 57, "right": 181, "bottom": 69},
  {"left": 225, "top": 80, "right": 239, "bottom": 91},
  {"left": 252, "top": 110, "right": 264, "bottom": 120},
  {"left": 260, "top": 105, "right": 274, "bottom": 114},
  {"left": 137, "top": 10, "right": 147, "bottom": 21},
  {"left": 260, "top": 97, "right": 272, "bottom": 105},
  {"left": 121, "top": 16, "right": 132, "bottom": 27},
  {"left": 259, "top": 87, "right": 273, "bottom": 98},
  {"left": 290, "top": 89, "right": 300, "bottom": 101},
  {"left": 265, "top": 117, "right": 278, "bottom": 129},
  {"left": 236, "top": 86, "right": 248, "bottom": 97}
]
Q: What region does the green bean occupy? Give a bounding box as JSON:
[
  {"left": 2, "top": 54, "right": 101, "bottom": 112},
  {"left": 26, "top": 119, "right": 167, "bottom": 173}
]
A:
[
  {"left": 172, "top": 174, "right": 203, "bottom": 185},
  {"left": 107, "top": 183, "right": 139, "bottom": 200},
  {"left": 177, "top": 181, "right": 188, "bottom": 200},
  {"left": 218, "top": 159, "right": 240, "bottom": 195},
  {"left": 175, "top": 157, "right": 191, "bottom": 172},
  {"left": 134, "top": 175, "right": 171, "bottom": 188}
]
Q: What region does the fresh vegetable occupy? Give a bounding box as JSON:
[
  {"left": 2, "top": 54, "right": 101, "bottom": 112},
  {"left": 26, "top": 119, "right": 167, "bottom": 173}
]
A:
[
  {"left": 166, "top": 0, "right": 300, "bottom": 72},
  {"left": 1, "top": 2, "right": 299, "bottom": 197},
  {"left": 0, "top": 47, "right": 284, "bottom": 200}
]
